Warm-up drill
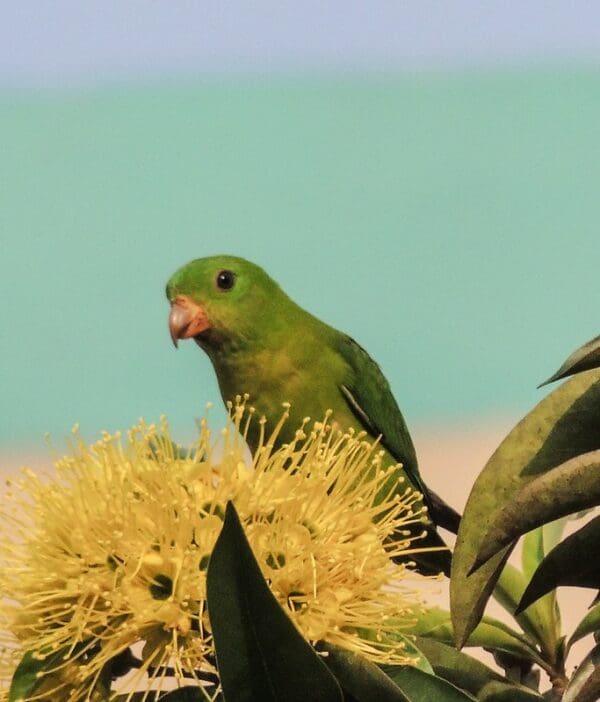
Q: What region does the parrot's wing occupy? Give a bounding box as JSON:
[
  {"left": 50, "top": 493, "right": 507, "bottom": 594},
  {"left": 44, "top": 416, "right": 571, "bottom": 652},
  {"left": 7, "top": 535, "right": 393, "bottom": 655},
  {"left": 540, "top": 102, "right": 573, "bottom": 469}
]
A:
[
  {"left": 337, "top": 336, "right": 461, "bottom": 534},
  {"left": 337, "top": 336, "right": 423, "bottom": 490}
]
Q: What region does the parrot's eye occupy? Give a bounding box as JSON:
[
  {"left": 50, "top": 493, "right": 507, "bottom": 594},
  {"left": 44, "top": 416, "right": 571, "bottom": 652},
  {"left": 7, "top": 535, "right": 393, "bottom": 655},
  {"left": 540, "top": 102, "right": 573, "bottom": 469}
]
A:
[{"left": 216, "top": 269, "right": 236, "bottom": 291}]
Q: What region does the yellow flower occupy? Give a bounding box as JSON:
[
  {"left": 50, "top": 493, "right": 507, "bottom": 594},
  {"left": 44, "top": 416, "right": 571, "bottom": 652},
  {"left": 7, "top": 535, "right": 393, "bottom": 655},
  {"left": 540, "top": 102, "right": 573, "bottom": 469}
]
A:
[{"left": 0, "top": 399, "right": 435, "bottom": 701}]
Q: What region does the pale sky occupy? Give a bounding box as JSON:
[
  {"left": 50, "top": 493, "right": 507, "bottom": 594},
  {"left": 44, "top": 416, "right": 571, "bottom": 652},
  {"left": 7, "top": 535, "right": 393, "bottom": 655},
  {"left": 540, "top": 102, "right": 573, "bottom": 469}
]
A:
[{"left": 2, "top": 1, "right": 600, "bottom": 87}]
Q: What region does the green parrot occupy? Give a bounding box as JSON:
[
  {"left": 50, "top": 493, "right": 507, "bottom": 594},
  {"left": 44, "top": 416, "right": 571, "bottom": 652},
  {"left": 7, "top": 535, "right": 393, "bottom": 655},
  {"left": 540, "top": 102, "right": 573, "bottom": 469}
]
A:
[{"left": 166, "top": 255, "right": 460, "bottom": 574}]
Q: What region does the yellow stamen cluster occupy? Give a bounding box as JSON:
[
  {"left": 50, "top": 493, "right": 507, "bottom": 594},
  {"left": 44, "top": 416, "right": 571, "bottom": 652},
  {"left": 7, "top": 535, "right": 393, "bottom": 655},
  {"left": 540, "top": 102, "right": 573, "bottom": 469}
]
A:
[{"left": 0, "top": 400, "right": 433, "bottom": 701}]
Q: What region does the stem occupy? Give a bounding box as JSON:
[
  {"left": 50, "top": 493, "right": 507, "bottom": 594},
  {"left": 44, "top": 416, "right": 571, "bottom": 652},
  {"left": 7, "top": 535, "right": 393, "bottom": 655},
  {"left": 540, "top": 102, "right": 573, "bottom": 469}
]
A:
[
  {"left": 548, "top": 668, "right": 568, "bottom": 701},
  {"left": 534, "top": 652, "right": 568, "bottom": 701}
]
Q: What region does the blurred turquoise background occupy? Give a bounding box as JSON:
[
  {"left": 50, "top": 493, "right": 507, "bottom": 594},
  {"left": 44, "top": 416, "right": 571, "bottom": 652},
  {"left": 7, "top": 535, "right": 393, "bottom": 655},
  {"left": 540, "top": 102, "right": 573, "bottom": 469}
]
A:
[{"left": 2, "top": 4, "right": 600, "bottom": 449}]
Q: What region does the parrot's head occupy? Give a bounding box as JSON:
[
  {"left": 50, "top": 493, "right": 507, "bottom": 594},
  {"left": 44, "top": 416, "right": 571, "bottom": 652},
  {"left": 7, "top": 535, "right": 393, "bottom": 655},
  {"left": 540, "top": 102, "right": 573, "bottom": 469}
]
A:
[{"left": 166, "top": 255, "right": 291, "bottom": 352}]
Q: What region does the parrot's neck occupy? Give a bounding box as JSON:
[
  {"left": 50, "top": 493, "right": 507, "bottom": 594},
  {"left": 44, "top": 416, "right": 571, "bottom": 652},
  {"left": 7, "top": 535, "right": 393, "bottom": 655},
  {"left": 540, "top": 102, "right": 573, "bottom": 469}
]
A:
[{"left": 203, "top": 308, "right": 335, "bottom": 423}]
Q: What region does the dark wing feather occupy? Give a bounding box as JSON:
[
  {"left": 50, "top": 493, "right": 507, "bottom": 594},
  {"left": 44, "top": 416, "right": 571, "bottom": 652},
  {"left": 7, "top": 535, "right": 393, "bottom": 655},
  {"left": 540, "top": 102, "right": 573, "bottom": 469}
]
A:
[
  {"left": 337, "top": 336, "right": 423, "bottom": 492},
  {"left": 337, "top": 336, "right": 461, "bottom": 534}
]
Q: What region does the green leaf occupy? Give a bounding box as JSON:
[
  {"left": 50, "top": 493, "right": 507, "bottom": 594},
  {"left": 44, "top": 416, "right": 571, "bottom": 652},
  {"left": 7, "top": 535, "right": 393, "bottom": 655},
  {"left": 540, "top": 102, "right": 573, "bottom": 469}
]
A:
[
  {"left": 323, "top": 642, "right": 475, "bottom": 702},
  {"left": 451, "top": 370, "right": 600, "bottom": 649},
  {"left": 9, "top": 651, "right": 44, "bottom": 702},
  {"left": 473, "top": 450, "right": 600, "bottom": 570},
  {"left": 406, "top": 607, "right": 540, "bottom": 663},
  {"left": 385, "top": 666, "right": 477, "bottom": 701},
  {"left": 540, "top": 334, "right": 600, "bottom": 387},
  {"left": 357, "top": 619, "right": 433, "bottom": 673},
  {"left": 521, "top": 520, "right": 567, "bottom": 579},
  {"left": 563, "top": 644, "right": 600, "bottom": 702},
  {"left": 478, "top": 681, "right": 545, "bottom": 701},
  {"left": 386, "top": 632, "right": 434, "bottom": 673},
  {"left": 492, "top": 564, "right": 559, "bottom": 663},
  {"left": 8, "top": 649, "right": 62, "bottom": 702},
  {"left": 319, "top": 643, "right": 410, "bottom": 702},
  {"left": 518, "top": 516, "right": 600, "bottom": 613},
  {"left": 519, "top": 518, "right": 566, "bottom": 653},
  {"left": 411, "top": 638, "right": 544, "bottom": 701},
  {"left": 206, "top": 501, "right": 342, "bottom": 702},
  {"left": 570, "top": 603, "right": 600, "bottom": 648},
  {"left": 412, "top": 637, "right": 505, "bottom": 694}
]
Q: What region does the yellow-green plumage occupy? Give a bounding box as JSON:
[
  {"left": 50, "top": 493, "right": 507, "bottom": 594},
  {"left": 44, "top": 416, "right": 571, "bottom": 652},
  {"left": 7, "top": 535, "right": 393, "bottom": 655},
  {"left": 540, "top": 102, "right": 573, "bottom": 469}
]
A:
[{"left": 166, "top": 255, "right": 459, "bottom": 574}]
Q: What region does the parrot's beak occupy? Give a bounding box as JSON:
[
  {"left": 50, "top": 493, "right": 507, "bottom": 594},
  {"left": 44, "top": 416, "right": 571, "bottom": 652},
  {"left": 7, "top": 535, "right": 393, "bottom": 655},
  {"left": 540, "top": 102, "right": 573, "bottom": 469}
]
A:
[{"left": 169, "top": 295, "right": 210, "bottom": 347}]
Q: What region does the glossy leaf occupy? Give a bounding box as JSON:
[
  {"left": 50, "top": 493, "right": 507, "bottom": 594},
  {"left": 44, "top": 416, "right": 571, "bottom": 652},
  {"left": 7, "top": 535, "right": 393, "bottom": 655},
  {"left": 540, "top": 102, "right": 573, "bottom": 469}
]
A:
[
  {"left": 413, "top": 637, "right": 511, "bottom": 696},
  {"left": 8, "top": 649, "right": 64, "bottom": 702},
  {"left": 540, "top": 334, "right": 600, "bottom": 387},
  {"left": 206, "top": 501, "right": 342, "bottom": 702},
  {"left": 473, "top": 450, "right": 600, "bottom": 570},
  {"left": 451, "top": 370, "right": 600, "bottom": 648},
  {"left": 570, "top": 603, "right": 600, "bottom": 648},
  {"left": 386, "top": 633, "right": 433, "bottom": 673},
  {"left": 521, "top": 520, "right": 566, "bottom": 579},
  {"left": 413, "top": 637, "right": 543, "bottom": 700},
  {"left": 518, "top": 516, "right": 600, "bottom": 613},
  {"left": 478, "top": 681, "right": 544, "bottom": 701},
  {"left": 385, "top": 666, "right": 477, "bottom": 701},
  {"left": 491, "top": 563, "right": 559, "bottom": 662},
  {"left": 320, "top": 643, "right": 410, "bottom": 702},
  {"left": 519, "top": 519, "right": 565, "bottom": 647},
  {"left": 563, "top": 644, "right": 600, "bottom": 702},
  {"left": 406, "top": 606, "right": 539, "bottom": 663},
  {"left": 9, "top": 651, "right": 45, "bottom": 702}
]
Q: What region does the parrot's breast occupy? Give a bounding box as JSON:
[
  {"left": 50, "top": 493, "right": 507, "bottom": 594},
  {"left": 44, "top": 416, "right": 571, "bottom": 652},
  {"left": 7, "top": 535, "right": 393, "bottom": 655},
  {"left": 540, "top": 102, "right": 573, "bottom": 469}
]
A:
[{"left": 212, "top": 340, "right": 357, "bottom": 451}]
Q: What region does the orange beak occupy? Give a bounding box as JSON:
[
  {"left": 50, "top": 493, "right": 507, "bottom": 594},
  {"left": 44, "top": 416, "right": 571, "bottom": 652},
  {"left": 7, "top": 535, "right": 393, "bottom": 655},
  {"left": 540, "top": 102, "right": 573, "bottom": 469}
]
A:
[{"left": 169, "top": 295, "right": 210, "bottom": 347}]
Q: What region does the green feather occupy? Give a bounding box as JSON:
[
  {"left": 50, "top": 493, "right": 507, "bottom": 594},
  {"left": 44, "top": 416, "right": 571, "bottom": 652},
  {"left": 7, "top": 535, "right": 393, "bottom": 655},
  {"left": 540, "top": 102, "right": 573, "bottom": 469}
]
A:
[{"left": 166, "top": 255, "right": 460, "bottom": 574}]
